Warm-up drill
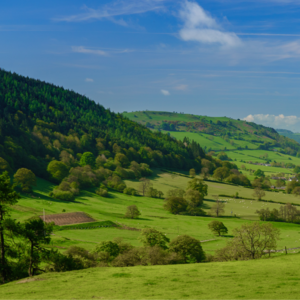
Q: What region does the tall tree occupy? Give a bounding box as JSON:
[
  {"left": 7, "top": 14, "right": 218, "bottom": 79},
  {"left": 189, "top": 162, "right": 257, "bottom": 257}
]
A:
[
  {"left": 21, "top": 218, "right": 53, "bottom": 277},
  {"left": 210, "top": 200, "right": 225, "bottom": 217},
  {"left": 0, "top": 172, "right": 20, "bottom": 282}
]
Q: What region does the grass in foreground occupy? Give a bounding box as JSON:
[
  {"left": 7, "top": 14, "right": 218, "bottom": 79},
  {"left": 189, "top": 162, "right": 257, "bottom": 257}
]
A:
[{"left": 1, "top": 253, "right": 300, "bottom": 299}]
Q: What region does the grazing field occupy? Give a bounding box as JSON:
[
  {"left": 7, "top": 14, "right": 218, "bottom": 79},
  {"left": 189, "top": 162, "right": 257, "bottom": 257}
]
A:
[
  {"left": 2, "top": 253, "right": 300, "bottom": 299},
  {"left": 9, "top": 173, "right": 300, "bottom": 255}
]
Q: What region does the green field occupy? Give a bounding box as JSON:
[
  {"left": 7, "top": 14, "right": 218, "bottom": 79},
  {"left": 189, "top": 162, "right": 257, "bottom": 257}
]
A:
[
  {"left": 2, "top": 253, "right": 300, "bottom": 299},
  {"left": 9, "top": 172, "right": 300, "bottom": 255},
  {"left": 3, "top": 171, "right": 300, "bottom": 298}
]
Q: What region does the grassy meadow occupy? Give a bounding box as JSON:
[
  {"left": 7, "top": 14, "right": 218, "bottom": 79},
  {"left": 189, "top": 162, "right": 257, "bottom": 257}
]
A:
[
  {"left": 2, "top": 253, "right": 300, "bottom": 299},
  {"left": 8, "top": 172, "right": 300, "bottom": 255},
  {"left": 2, "top": 171, "right": 300, "bottom": 299}
]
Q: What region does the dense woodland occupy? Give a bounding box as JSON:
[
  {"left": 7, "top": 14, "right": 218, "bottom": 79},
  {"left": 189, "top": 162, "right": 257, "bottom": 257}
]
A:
[{"left": 0, "top": 69, "right": 207, "bottom": 179}]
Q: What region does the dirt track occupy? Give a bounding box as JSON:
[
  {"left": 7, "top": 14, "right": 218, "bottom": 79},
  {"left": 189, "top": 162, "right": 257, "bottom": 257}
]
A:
[{"left": 40, "top": 212, "right": 95, "bottom": 225}]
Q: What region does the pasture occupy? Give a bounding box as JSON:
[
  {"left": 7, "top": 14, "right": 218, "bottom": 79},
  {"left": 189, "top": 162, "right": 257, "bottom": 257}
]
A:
[
  {"left": 9, "top": 173, "right": 300, "bottom": 255},
  {"left": 2, "top": 253, "right": 300, "bottom": 299}
]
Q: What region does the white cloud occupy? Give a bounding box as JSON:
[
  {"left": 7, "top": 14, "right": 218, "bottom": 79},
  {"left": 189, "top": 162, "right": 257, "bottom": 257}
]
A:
[
  {"left": 243, "top": 114, "right": 300, "bottom": 131},
  {"left": 175, "top": 84, "right": 188, "bottom": 90},
  {"left": 72, "top": 46, "right": 107, "bottom": 56},
  {"left": 55, "top": 0, "right": 166, "bottom": 23},
  {"left": 161, "top": 89, "right": 170, "bottom": 96},
  {"left": 85, "top": 78, "right": 94, "bottom": 82},
  {"left": 178, "top": 1, "right": 241, "bottom": 48}
]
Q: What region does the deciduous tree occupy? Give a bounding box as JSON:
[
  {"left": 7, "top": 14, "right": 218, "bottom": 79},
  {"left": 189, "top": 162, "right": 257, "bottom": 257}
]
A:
[
  {"left": 208, "top": 221, "right": 228, "bottom": 236},
  {"left": 13, "top": 168, "right": 36, "bottom": 193},
  {"left": 210, "top": 200, "right": 225, "bottom": 217},
  {"left": 125, "top": 205, "right": 141, "bottom": 219},
  {"left": 0, "top": 172, "right": 20, "bottom": 282},
  {"left": 169, "top": 235, "right": 205, "bottom": 263}
]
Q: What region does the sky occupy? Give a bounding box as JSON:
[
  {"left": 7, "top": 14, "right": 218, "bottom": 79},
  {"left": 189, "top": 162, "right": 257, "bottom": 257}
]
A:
[{"left": 1, "top": 0, "right": 300, "bottom": 131}]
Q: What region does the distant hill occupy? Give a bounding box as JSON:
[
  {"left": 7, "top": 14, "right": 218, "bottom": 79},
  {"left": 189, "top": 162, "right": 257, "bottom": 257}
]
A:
[
  {"left": 276, "top": 129, "right": 300, "bottom": 144},
  {"left": 123, "top": 111, "right": 300, "bottom": 155}
]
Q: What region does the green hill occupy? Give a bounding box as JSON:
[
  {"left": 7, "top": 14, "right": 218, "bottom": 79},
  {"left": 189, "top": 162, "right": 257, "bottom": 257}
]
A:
[
  {"left": 0, "top": 70, "right": 206, "bottom": 178},
  {"left": 277, "top": 129, "right": 300, "bottom": 144},
  {"left": 2, "top": 250, "right": 300, "bottom": 299},
  {"left": 123, "top": 111, "right": 300, "bottom": 156}
]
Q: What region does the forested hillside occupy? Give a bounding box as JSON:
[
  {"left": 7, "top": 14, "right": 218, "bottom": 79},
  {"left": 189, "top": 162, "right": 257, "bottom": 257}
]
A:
[{"left": 0, "top": 69, "right": 206, "bottom": 178}]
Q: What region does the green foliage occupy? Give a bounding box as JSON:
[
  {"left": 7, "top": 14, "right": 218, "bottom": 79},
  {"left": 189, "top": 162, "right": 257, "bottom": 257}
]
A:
[
  {"left": 0, "top": 157, "right": 11, "bottom": 174},
  {"left": 169, "top": 235, "right": 205, "bottom": 263},
  {"left": 13, "top": 168, "right": 36, "bottom": 193},
  {"left": 213, "top": 167, "right": 231, "bottom": 181},
  {"left": 215, "top": 222, "right": 280, "bottom": 261},
  {"left": 94, "top": 241, "right": 120, "bottom": 261},
  {"left": 217, "top": 152, "right": 231, "bottom": 161},
  {"left": 21, "top": 218, "right": 54, "bottom": 276},
  {"left": 96, "top": 188, "right": 109, "bottom": 197},
  {"left": 124, "top": 205, "right": 141, "bottom": 219},
  {"left": 254, "top": 169, "right": 265, "bottom": 177},
  {"left": 123, "top": 187, "right": 137, "bottom": 196},
  {"left": 80, "top": 152, "right": 95, "bottom": 167},
  {"left": 208, "top": 221, "right": 228, "bottom": 236},
  {"left": 186, "top": 177, "right": 208, "bottom": 198},
  {"left": 139, "top": 228, "right": 170, "bottom": 250},
  {"left": 164, "top": 197, "right": 188, "bottom": 215},
  {"left": 47, "top": 161, "right": 69, "bottom": 183}
]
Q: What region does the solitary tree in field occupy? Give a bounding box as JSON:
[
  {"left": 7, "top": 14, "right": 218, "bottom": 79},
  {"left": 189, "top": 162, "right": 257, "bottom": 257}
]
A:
[
  {"left": 232, "top": 222, "right": 280, "bottom": 259},
  {"left": 210, "top": 200, "right": 225, "bottom": 217},
  {"left": 0, "top": 172, "right": 20, "bottom": 282},
  {"left": 138, "top": 178, "right": 152, "bottom": 196},
  {"left": 253, "top": 187, "right": 265, "bottom": 201},
  {"left": 208, "top": 221, "right": 228, "bottom": 236},
  {"left": 125, "top": 205, "right": 141, "bottom": 219},
  {"left": 21, "top": 218, "right": 53, "bottom": 277},
  {"left": 13, "top": 168, "right": 36, "bottom": 192}
]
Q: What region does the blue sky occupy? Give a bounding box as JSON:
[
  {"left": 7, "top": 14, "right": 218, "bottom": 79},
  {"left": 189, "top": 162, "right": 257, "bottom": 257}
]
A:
[{"left": 2, "top": 0, "right": 300, "bottom": 131}]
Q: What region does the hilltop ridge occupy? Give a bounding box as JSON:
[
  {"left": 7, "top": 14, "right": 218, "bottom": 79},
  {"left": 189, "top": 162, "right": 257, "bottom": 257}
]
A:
[{"left": 123, "top": 111, "right": 300, "bottom": 155}]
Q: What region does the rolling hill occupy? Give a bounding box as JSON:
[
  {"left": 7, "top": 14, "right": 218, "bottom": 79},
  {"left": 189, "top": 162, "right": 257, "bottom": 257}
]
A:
[{"left": 123, "top": 111, "right": 300, "bottom": 156}]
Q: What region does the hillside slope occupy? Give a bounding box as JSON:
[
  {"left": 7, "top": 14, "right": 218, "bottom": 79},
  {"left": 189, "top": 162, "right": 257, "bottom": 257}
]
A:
[
  {"left": 277, "top": 129, "right": 300, "bottom": 144},
  {"left": 0, "top": 70, "right": 206, "bottom": 177},
  {"left": 2, "top": 253, "right": 299, "bottom": 299},
  {"left": 123, "top": 111, "right": 300, "bottom": 155}
]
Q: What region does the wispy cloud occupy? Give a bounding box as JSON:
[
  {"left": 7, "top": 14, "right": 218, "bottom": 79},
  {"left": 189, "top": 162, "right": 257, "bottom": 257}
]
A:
[
  {"left": 55, "top": 0, "right": 166, "bottom": 24},
  {"left": 71, "top": 46, "right": 107, "bottom": 56},
  {"left": 244, "top": 114, "right": 300, "bottom": 131},
  {"left": 175, "top": 84, "right": 188, "bottom": 90},
  {"left": 178, "top": 1, "right": 241, "bottom": 47},
  {"left": 85, "top": 78, "right": 94, "bottom": 82},
  {"left": 161, "top": 89, "right": 170, "bottom": 95}
]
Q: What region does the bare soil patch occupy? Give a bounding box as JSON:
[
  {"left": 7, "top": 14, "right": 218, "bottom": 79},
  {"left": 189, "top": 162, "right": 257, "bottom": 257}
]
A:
[
  {"left": 17, "top": 278, "right": 46, "bottom": 284},
  {"left": 40, "top": 212, "right": 95, "bottom": 225}
]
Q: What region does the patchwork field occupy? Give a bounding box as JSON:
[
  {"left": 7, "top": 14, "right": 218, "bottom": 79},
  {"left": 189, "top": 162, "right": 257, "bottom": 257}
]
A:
[{"left": 8, "top": 172, "right": 300, "bottom": 255}]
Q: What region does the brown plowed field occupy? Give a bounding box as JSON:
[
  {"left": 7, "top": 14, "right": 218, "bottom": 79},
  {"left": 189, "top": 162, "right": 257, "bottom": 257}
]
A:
[{"left": 40, "top": 212, "right": 95, "bottom": 225}]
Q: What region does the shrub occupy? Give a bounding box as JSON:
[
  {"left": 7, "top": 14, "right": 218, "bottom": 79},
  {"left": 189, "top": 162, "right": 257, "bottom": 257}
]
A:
[
  {"left": 169, "top": 235, "right": 205, "bottom": 263},
  {"left": 124, "top": 205, "right": 141, "bottom": 219},
  {"left": 96, "top": 188, "right": 109, "bottom": 197},
  {"left": 50, "top": 189, "right": 75, "bottom": 201},
  {"left": 123, "top": 187, "right": 137, "bottom": 196},
  {"left": 139, "top": 228, "right": 170, "bottom": 249}
]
